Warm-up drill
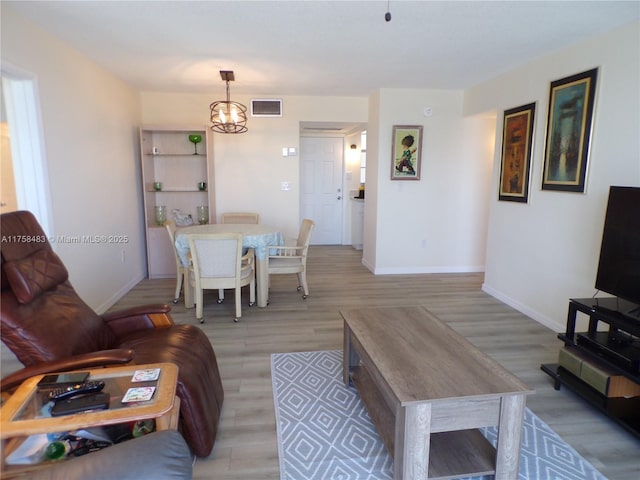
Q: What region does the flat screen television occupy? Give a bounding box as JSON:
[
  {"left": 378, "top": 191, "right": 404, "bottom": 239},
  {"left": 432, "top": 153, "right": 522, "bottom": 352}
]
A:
[{"left": 595, "top": 186, "right": 640, "bottom": 309}]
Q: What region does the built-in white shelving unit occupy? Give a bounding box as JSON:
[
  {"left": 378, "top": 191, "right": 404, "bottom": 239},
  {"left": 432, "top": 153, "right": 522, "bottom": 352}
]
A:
[{"left": 140, "top": 127, "right": 215, "bottom": 278}]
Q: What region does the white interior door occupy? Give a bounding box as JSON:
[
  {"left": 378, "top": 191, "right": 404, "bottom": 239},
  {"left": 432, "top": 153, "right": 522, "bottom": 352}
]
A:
[{"left": 300, "top": 136, "right": 343, "bottom": 244}]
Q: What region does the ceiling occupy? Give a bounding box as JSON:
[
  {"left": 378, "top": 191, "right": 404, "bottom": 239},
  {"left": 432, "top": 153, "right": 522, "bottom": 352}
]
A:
[{"left": 4, "top": 1, "right": 639, "bottom": 98}]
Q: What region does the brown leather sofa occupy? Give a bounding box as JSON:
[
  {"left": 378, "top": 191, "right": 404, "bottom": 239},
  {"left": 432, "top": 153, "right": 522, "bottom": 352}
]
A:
[{"left": 0, "top": 211, "right": 224, "bottom": 457}]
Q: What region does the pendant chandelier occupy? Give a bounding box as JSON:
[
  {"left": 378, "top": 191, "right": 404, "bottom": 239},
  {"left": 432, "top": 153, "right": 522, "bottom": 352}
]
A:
[{"left": 209, "top": 70, "right": 248, "bottom": 134}]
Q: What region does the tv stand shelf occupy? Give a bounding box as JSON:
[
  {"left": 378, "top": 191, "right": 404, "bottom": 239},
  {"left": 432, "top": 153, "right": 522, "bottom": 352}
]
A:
[
  {"left": 540, "top": 364, "right": 640, "bottom": 437},
  {"left": 541, "top": 297, "right": 640, "bottom": 439}
]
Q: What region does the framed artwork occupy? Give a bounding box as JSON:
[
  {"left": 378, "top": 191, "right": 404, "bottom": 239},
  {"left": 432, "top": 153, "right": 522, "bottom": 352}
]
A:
[
  {"left": 542, "top": 68, "right": 598, "bottom": 192},
  {"left": 391, "top": 125, "right": 423, "bottom": 180},
  {"left": 499, "top": 102, "right": 536, "bottom": 203}
]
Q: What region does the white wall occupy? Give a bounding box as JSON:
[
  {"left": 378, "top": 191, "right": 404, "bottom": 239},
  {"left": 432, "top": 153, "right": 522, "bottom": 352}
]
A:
[
  {"left": 363, "top": 91, "right": 381, "bottom": 268},
  {"left": 363, "top": 88, "right": 495, "bottom": 274},
  {"left": 1, "top": 7, "right": 145, "bottom": 312},
  {"left": 4, "top": 5, "right": 636, "bottom": 328},
  {"left": 465, "top": 21, "right": 640, "bottom": 332},
  {"left": 140, "top": 92, "right": 368, "bottom": 240}
]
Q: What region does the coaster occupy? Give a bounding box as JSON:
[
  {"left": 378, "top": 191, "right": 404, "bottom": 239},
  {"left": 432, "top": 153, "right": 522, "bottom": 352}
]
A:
[
  {"left": 131, "top": 368, "right": 161, "bottom": 382},
  {"left": 122, "top": 386, "right": 156, "bottom": 403}
]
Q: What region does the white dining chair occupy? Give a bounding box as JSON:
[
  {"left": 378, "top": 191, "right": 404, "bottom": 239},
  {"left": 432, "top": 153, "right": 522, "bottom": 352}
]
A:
[
  {"left": 267, "top": 219, "right": 315, "bottom": 300},
  {"left": 220, "top": 212, "right": 260, "bottom": 224},
  {"left": 164, "top": 220, "right": 191, "bottom": 306},
  {"left": 187, "top": 233, "right": 255, "bottom": 323}
]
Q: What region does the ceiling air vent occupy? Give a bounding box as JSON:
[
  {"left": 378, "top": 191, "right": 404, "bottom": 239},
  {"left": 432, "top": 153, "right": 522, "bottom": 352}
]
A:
[{"left": 251, "top": 99, "right": 282, "bottom": 117}]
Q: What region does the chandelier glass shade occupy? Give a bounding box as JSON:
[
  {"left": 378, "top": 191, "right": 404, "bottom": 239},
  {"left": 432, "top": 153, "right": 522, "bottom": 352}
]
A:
[{"left": 210, "top": 71, "right": 248, "bottom": 134}]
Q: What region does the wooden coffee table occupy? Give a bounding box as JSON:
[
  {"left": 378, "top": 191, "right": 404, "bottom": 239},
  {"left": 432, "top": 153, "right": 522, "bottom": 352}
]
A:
[
  {"left": 342, "top": 307, "right": 534, "bottom": 480},
  {"left": 1, "top": 362, "right": 179, "bottom": 476}
]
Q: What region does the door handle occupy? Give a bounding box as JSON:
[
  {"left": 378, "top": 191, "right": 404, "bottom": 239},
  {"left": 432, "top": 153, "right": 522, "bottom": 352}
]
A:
[{"left": 337, "top": 196, "right": 342, "bottom": 200}]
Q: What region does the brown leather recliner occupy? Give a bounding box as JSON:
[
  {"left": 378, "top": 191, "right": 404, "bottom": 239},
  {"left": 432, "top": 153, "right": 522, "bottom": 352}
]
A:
[{"left": 0, "top": 211, "right": 224, "bottom": 457}]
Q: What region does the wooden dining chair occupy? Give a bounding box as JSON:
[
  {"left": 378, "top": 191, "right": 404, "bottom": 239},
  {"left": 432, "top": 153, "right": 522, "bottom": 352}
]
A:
[
  {"left": 267, "top": 219, "right": 315, "bottom": 300},
  {"left": 187, "top": 233, "right": 255, "bottom": 323},
  {"left": 220, "top": 212, "right": 260, "bottom": 224},
  {"left": 164, "top": 220, "right": 191, "bottom": 306}
]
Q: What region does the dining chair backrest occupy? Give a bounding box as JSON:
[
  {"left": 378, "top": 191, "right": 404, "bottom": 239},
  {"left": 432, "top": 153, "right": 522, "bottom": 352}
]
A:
[
  {"left": 164, "top": 220, "right": 190, "bottom": 304},
  {"left": 297, "top": 218, "right": 315, "bottom": 250},
  {"left": 187, "top": 233, "right": 243, "bottom": 280},
  {"left": 165, "top": 220, "right": 177, "bottom": 251},
  {"left": 186, "top": 232, "right": 255, "bottom": 323},
  {"left": 220, "top": 212, "right": 259, "bottom": 224}
]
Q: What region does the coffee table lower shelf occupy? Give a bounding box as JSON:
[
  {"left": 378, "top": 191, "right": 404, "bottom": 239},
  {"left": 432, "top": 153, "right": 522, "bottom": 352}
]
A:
[
  {"left": 352, "top": 366, "right": 496, "bottom": 480},
  {"left": 429, "top": 430, "right": 496, "bottom": 480}
]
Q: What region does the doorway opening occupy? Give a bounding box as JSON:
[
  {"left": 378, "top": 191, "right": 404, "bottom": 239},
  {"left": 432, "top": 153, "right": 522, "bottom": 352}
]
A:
[
  {"left": 299, "top": 122, "right": 367, "bottom": 245},
  {"left": 1, "top": 67, "right": 53, "bottom": 235},
  {"left": 299, "top": 135, "right": 344, "bottom": 244}
]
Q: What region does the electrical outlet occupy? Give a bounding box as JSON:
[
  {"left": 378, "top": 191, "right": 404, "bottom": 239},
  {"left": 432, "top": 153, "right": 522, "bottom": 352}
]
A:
[{"left": 281, "top": 181, "right": 291, "bottom": 191}]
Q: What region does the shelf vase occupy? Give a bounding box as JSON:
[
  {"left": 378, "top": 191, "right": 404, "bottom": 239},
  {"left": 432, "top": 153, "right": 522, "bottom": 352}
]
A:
[
  {"left": 197, "top": 206, "right": 209, "bottom": 225},
  {"left": 155, "top": 205, "right": 167, "bottom": 226}
]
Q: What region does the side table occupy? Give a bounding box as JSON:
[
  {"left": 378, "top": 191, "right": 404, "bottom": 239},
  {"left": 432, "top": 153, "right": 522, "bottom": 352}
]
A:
[{"left": 1, "top": 362, "right": 179, "bottom": 477}]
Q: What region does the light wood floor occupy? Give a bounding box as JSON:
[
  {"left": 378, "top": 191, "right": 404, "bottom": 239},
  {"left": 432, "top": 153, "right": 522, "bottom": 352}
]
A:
[{"left": 3, "top": 246, "right": 639, "bottom": 478}]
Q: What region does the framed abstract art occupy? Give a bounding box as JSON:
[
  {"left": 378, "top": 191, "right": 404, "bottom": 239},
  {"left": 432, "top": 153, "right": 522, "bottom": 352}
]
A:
[
  {"left": 499, "top": 102, "right": 536, "bottom": 203},
  {"left": 542, "top": 68, "right": 598, "bottom": 192}
]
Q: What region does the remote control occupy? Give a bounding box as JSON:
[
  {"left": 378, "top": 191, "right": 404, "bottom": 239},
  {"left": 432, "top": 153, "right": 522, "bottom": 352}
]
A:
[
  {"left": 48, "top": 381, "right": 106, "bottom": 401},
  {"left": 50, "top": 392, "right": 110, "bottom": 417}
]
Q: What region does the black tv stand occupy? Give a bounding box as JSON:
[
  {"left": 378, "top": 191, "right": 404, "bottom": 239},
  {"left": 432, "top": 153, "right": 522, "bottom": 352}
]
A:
[
  {"left": 541, "top": 297, "right": 640, "bottom": 439},
  {"left": 590, "top": 296, "right": 640, "bottom": 321},
  {"left": 576, "top": 331, "right": 640, "bottom": 372}
]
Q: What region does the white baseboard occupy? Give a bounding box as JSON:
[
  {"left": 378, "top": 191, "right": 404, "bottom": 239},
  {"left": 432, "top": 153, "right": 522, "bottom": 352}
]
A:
[
  {"left": 481, "top": 283, "right": 564, "bottom": 333},
  {"left": 361, "top": 257, "right": 374, "bottom": 273},
  {"left": 95, "top": 270, "right": 146, "bottom": 314},
  {"left": 374, "top": 265, "right": 485, "bottom": 275}
]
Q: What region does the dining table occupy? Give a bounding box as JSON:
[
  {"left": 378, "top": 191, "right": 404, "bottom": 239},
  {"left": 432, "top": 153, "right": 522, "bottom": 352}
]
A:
[{"left": 174, "top": 223, "right": 284, "bottom": 308}]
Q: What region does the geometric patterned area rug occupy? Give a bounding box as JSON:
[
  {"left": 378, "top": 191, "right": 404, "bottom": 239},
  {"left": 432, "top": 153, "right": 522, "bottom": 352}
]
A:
[{"left": 271, "top": 350, "right": 607, "bottom": 480}]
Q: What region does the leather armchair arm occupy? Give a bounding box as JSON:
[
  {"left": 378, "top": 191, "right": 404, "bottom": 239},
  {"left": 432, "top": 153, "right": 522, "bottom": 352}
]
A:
[
  {"left": 0, "top": 349, "right": 134, "bottom": 393},
  {"left": 102, "top": 304, "right": 171, "bottom": 321},
  {"left": 102, "top": 304, "right": 174, "bottom": 338}
]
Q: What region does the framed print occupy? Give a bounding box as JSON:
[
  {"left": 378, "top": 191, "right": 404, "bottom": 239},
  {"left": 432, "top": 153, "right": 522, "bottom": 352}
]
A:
[
  {"left": 391, "top": 125, "right": 423, "bottom": 180},
  {"left": 499, "top": 102, "right": 536, "bottom": 203},
  {"left": 542, "top": 68, "right": 598, "bottom": 192}
]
